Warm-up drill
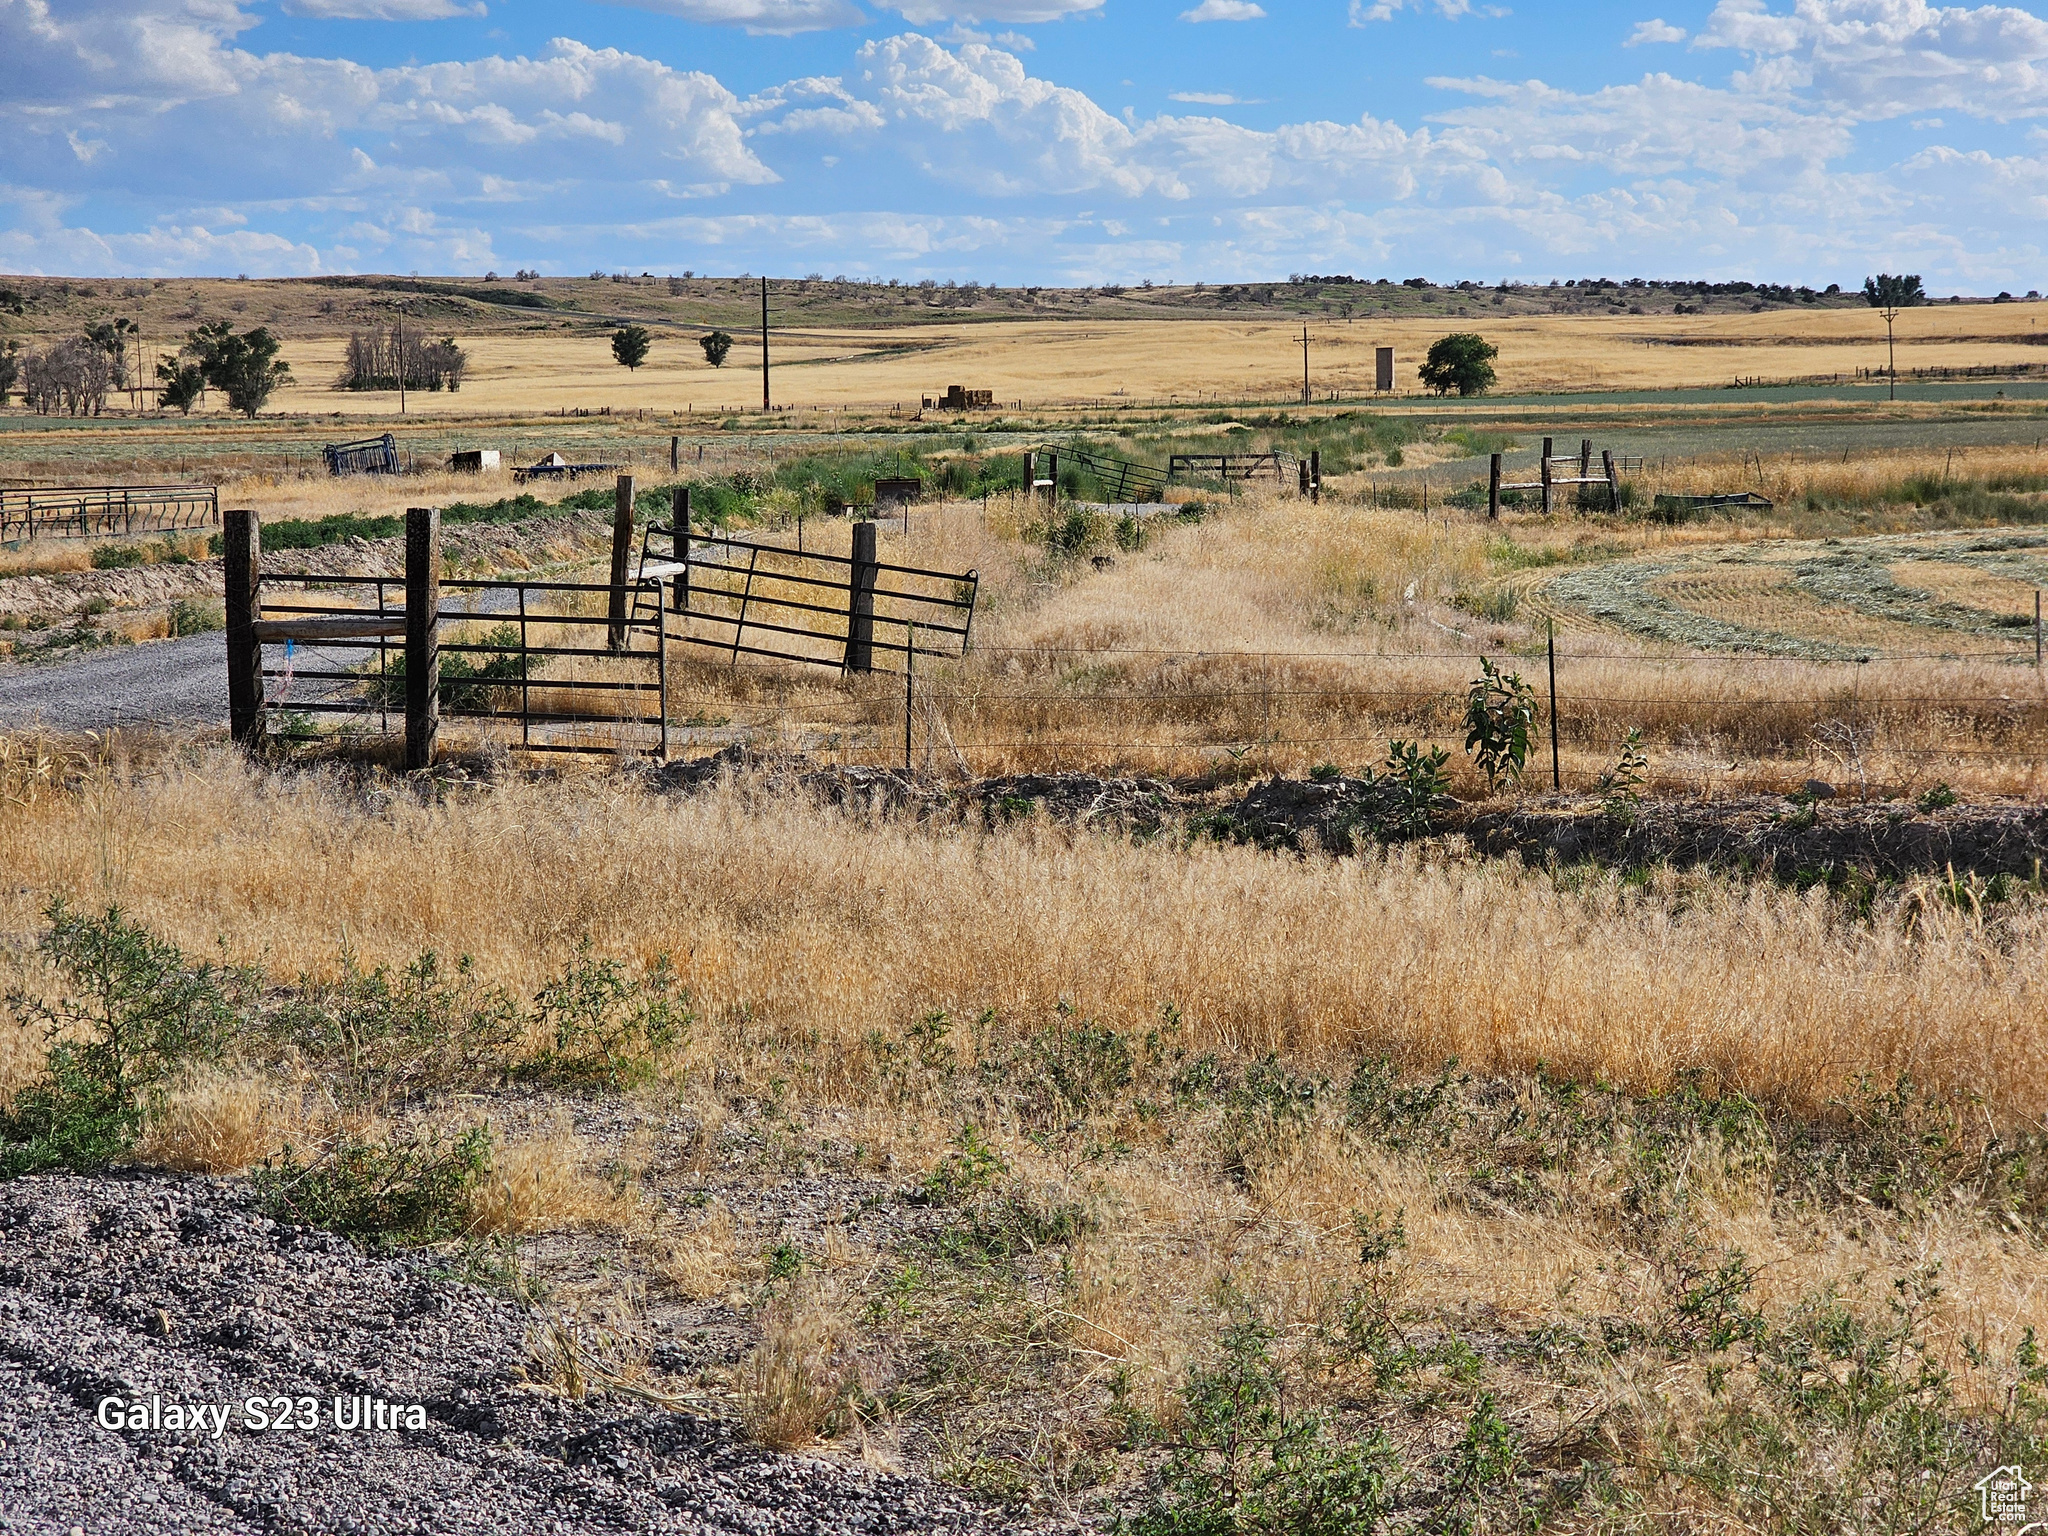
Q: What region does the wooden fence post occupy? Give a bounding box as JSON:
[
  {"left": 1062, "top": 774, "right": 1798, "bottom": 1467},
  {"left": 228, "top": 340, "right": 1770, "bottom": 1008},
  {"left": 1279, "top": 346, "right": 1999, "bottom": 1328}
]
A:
[
  {"left": 223, "top": 508, "right": 263, "bottom": 746},
  {"left": 1540, "top": 436, "right": 1554, "bottom": 516},
  {"left": 672, "top": 486, "right": 690, "bottom": 613},
  {"left": 1579, "top": 438, "right": 1593, "bottom": 481},
  {"left": 608, "top": 473, "right": 636, "bottom": 651},
  {"left": 846, "top": 519, "right": 878, "bottom": 673},
  {"left": 1602, "top": 449, "right": 1619, "bottom": 513},
  {"left": 1488, "top": 453, "right": 1502, "bottom": 520},
  {"left": 1310, "top": 449, "right": 1321, "bottom": 503},
  {"left": 1298, "top": 459, "right": 1310, "bottom": 497},
  {"left": 670, "top": 435, "right": 679, "bottom": 474},
  {"left": 404, "top": 506, "right": 440, "bottom": 770},
  {"left": 1547, "top": 618, "right": 1561, "bottom": 791}
]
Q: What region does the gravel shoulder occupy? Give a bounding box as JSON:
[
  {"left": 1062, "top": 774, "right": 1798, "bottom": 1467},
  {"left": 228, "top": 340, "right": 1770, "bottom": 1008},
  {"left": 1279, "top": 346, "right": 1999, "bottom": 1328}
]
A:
[{"left": 0, "top": 1170, "right": 1050, "bottom": 1535}]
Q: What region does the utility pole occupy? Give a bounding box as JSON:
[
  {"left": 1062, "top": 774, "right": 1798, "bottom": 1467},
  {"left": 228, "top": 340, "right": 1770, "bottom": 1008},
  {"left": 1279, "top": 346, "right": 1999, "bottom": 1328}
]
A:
[
  {"left": 396, "top": 304, "right": 406, "bottom": 417},
  {"left": 761, "top": 276, "right": 770, "bottom": 413},
  {"left": 1300, "top": 325, "right": 1310, "bottom": 405}
]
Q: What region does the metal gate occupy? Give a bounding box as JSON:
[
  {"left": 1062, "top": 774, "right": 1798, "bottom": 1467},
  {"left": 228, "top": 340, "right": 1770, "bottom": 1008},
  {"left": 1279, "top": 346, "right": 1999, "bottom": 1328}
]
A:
[{"left": 640, "top": 518, "right": 978, "bottom": 674}]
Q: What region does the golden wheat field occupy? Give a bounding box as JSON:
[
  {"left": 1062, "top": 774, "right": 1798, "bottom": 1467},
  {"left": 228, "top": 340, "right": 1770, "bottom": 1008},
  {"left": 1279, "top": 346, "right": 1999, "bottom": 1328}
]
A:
[{"left": 16, "top": 300, "right": 2048, "bottom": 419}]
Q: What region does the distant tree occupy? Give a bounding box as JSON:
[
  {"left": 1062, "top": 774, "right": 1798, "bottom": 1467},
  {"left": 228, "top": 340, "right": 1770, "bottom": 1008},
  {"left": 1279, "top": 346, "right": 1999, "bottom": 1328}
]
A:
[
  {"left": 86, "top": 318, "right": 138, "bottom": 390},
  {"left": 189, "top": 322, "right": 290, "bottom": 419},
  {"left": 699, "top": 330, "right": 734, "bottom": 368},
  {"left": 611, "top": 325, "right": 652, "bottom": 371},
  {"left": 0, "top": 340, "right": 17, "bottom": 406},
  {"left": 1418, "top": 332, "right": 1498, "bottom": 396},
  {"left": 156, "top": 356, "right": 205, "bottom": 415},
  {"left": 1862, "top": 273, "right": 1925, "bottom": 401}
]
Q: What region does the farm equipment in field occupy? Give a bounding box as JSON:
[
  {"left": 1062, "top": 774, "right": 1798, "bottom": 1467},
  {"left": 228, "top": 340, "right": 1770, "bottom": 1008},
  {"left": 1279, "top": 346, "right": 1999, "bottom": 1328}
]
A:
[
  {"left": 514, "top": 451, "right": 622, "bottom": 484},
  {"left": 322, "top": 434, "right": 399, "bottom": 477}
]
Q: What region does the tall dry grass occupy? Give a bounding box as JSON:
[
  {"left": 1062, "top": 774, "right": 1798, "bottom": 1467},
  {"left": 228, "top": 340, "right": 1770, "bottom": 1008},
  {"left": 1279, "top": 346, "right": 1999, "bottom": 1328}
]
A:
[
  {"left": 4, "top": 750, "right": 2043, "bottom": 1125},
  {"left": 640, "top": 493, "right": 2048, "bottom": 793}
]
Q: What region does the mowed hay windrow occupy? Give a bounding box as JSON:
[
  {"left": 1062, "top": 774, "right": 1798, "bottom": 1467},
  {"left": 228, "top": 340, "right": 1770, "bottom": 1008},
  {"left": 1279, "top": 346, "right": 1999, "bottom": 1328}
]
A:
[{"left": 4, "top": 753, "right": 2045, "bottom": 1125}]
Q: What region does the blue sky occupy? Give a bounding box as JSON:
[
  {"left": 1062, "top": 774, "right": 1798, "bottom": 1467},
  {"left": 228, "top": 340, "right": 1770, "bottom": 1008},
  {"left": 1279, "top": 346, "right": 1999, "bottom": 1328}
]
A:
[{"left": 3, "top": 0, "right": 2045, "bottom": 288}]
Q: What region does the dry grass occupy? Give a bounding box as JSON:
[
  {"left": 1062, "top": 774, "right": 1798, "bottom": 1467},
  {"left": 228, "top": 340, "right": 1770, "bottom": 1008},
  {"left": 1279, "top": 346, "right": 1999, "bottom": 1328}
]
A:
[
  {"left": 4, "top": 751, "right": 2042, "bottom": 1125},
  {"left": 633, "top": 492, "right": 2048, "bottom": 793},
  {"left": 3, "top": 734, "right": 2046, "bottom": 1517},
  {"left": 739, "top": 1279, "right": 857, "bottom": 1450},
  {"left": 136, "top": 1069, "right": 309, "bottom": 1174}
]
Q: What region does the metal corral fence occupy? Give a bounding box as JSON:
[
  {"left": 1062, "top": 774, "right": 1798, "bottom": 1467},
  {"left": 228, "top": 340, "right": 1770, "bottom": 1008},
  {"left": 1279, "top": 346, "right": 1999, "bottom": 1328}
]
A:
[
  {"left": 643, "top": 502, "right": 977, "bottom": 676},
  {"left": 1, "top": 484, "right": 219, "bottom": 542},
  {"left": 223, "top": 480, "right": 983, "bottom": 763}
]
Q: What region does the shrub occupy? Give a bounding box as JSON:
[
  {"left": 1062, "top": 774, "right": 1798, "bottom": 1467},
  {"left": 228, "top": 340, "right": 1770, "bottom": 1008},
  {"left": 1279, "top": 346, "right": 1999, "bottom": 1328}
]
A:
[
  {"left": 1, "top": 902, "right": 251, "bottom": 1176},
  {"left": 1123, "top": 1310, "right": 1397, "bottom": 1536},
  {"left": 1462, "top": 657, "right": 1535, "bottom": 791},
  {"left": 526, "top": 943, "right": 690, "bottom": 1090},
  {"left": 261, "top": 947, "right": 523, "bottom": 1105},
  {"left": 701, "top": 330, "right": 734, "bottom": 367},
  {"left": 253, "top": 1125, "right": 493, "bottom": 1249},
  {"left": 170, "top": 599, "right": 224, "bottom": 637},
  {"left": 90, "top": 543, "right": 145, "bottom": 570}
]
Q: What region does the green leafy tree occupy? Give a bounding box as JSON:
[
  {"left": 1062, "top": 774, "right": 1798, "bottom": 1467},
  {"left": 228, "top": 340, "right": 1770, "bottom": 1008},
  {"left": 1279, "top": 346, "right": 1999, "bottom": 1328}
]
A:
[
  {"left": 189, "top": 322, "right": 291, "bottom": 419},
  {"left": 156, "top": 355, "right": 205, "bottom": 415},
  {"left": 611, "top": 324, "right": 652, "bottom": 371},
  {"left": 699, "top": 329, "right": 734, "bottom": 367},
  {"left": 1418, "top": 332, "right": 1498, "bottom": 396},
  {"left": 0, "top": 340, "right": 18, "bottom": 405},
  {"left": 86, "top": 317, "right": 138, "bottom": 388},
  {"left": 1862, "top": 273, "right": 1925, "bottom": 401},
  {"left": 1463, "top": 657, "right": 1535, "bottom": 791}
]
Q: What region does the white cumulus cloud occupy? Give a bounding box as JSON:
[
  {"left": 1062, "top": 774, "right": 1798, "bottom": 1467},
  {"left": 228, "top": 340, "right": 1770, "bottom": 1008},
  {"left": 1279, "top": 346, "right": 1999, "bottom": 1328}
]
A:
[
  {"left": 594, "top": 0, "right": 866, "bottom": 34},
  {"left": 284, "top": 0, "right": 487, "bottom": 19},
  {"left": 1694, "top": 0, "right": 2048, "bottom": 119},
  {"left": 1180, "top": 1, "right": 1266, "bottom": 21},
  {"left": 1350, "top": 0, "right": 1476, "bottom": 23},
  {"left": 1625, "top": 18, "right": 1686, "bottom": 46}
]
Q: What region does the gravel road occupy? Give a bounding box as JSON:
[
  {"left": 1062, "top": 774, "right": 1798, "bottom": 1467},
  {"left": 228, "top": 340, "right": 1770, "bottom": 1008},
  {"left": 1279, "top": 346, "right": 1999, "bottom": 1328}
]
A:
[
  {"left": 0, "top": 1171, "right": 1053, "bottom": 1535},
  {"left": 0, "top": 634, "right": 229, "bottom": 733}
]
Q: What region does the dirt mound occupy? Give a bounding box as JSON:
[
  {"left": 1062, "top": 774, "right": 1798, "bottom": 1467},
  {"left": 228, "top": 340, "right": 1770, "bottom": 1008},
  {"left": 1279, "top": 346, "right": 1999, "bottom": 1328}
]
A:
[
  {"left": 0, "top": 1170, "right": 1051, "bottom": 1534},
  {"left": 653, "top": 748, "right": 2048, "bottom": 880}
]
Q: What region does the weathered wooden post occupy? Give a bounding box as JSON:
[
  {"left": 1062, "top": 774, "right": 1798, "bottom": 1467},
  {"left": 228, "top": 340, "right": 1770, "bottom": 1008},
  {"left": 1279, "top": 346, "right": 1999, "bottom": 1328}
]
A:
[
  {"left": 1024, "top": 450, "right": 1036, "bottom": 502},
  {"left": 1579, "top": 438, "right": 1593, "bottom": 481},
  {"left": 607, "top": 473, "right": 635, "bottom": 651},
  {"left": 845, "top": 520, "right": 878, "bottom": 673},
  {"left": 670, "top": 435, "right": 679, "bottom": 473},
  {"left": 1540, "top": 436, "right": 1554, "bottom": 516},
  {"left": 404, "top": 506, "right": 440, "bottom": 770},
  {"left": 1310, "top": 449, "right": 1321, "bottom": 503},
  {"left": 1298, "top": 459, "right": 1311, "bottom": 497},
  {"left": 1045, "top": 450, "right": 1059, "bottom": 510},
  {"left": 1547, "top": 618, "right": 1560, "bottom": 791},
  {"left": 1603, "top": 449, "right": 1620, "bottom": 513},
  {"left": 1488, "top": 453, "right": 1502, "bottom": 520},
  {"left": 671, "top": 486, "right": 690, "bottom": 613},
  {"left": 223, "top": 508, "right": 263, "bottom": 746}
]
